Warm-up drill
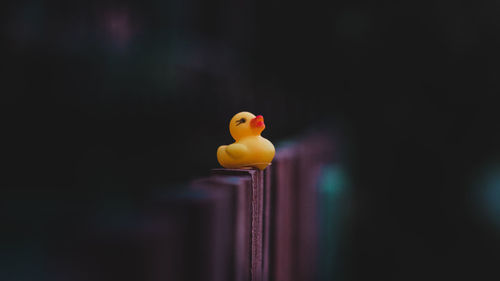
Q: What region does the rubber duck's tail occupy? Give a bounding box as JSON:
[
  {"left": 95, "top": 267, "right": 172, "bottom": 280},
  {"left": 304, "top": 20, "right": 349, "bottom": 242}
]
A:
[{"left": 217, "top": 145, "right": 228, "bottom": 168}]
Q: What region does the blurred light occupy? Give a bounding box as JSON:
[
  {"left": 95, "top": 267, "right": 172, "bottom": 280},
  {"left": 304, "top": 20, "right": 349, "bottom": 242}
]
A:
[
  {"left": 101, "top": 8, "right": 135, "bottom": 50},
  {"left": 318, "top": 164, "right": 349, "bottom": 281},
  {"left": 8, "top": 1, "right": 46, "bottom": 46},
  {"left": 476, "top": 165, "right": 500, "bottom": 228}
]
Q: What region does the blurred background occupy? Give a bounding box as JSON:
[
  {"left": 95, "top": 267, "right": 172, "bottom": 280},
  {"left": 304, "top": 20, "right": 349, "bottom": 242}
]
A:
[{"left": 2, "top": 0, "right": 500, "bottom": 280}]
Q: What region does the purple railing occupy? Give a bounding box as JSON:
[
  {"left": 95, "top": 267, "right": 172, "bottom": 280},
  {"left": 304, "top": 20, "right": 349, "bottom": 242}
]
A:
[{"left": 186, "top": 133, "right": 336, "bottom": 281}]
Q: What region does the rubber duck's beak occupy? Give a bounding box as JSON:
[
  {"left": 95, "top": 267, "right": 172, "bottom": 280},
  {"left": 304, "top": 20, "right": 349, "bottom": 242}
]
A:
[{"left": 250, "top": 115, "right": 265, "bottom": 129}]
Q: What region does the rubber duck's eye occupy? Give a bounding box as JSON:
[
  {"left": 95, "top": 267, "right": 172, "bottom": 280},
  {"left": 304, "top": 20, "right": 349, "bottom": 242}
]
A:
[{"left": 236, "top": 118, "right": 246, "bottom": 126}]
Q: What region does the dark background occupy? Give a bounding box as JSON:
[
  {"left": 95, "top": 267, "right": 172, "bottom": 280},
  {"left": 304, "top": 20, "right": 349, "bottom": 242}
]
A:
[{"left": 3, "top": 0, "right": 500, "bottom": 280}]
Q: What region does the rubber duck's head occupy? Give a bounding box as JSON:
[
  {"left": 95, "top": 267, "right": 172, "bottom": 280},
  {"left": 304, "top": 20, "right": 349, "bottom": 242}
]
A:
[{"left": 229, "top": 111, "right": 266, "bottom": 140}]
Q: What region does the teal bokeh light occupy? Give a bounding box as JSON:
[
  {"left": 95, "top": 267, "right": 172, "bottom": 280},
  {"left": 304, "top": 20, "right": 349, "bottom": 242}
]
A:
[
  {"left": 318, "top": 164, "right": 350, "bottom": 281},
  {"left": 476, "top": 165, "right": 500, "bottom": 227}
]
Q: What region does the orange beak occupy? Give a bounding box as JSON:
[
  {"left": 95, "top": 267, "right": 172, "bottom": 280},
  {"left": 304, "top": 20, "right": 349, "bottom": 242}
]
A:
[{"left": 250, "top": 115, "right": 265, "bottom": 129}]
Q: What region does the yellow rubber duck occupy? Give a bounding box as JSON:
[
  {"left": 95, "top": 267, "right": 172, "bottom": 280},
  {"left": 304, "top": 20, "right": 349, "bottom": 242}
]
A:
[{"left": 217, "top": 112, "right": 275, "bottom": 170}]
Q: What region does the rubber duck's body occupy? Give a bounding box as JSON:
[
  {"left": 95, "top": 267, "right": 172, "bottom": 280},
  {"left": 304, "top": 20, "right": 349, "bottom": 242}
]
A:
[{"left": 217, "top": 112, "right": 275, "bottom": 170}]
